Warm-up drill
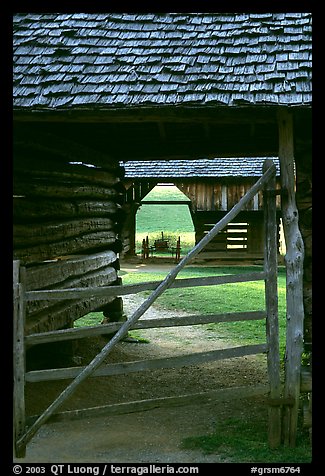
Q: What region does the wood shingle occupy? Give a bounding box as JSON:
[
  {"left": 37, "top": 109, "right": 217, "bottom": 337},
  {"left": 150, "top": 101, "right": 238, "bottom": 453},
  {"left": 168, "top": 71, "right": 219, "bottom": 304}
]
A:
[{"left": 13, "top": 13, "right": 312, "bottom": 110}]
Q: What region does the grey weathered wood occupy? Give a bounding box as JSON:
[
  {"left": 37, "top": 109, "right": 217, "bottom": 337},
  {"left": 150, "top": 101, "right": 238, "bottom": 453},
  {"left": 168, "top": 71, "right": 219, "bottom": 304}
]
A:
[
  {"left": 14, "top": 231, "right": 117, "bottom": 265},
  {"left": 27, "top": 266, "right": 117, "bottom": 317},
  {"left": 13, "top": 262, "right": 26, "bottom": 458},
  {"left": 16, "top": 166, "right": 274, "bottom": 453},
  {"left": 14, "top": 165, "right": 120, "bottom": 187},
  {"left": 25, "top": 310, "right": 266, "bottom": 346},
  {"left": 13, "top": 198, "right": 118, "bottom": 220},
  {"left": 25, "top": 251, "right": 117, "bottom": 291},
  {"left": 278, "top": 108, "right": 305, "bottom": 447},
  {"left": 25, "top": 271, "right": 266, "bottom": 301},
  {"left": 26, "top": 384, "right": 270, "bottom": 425},
  {"left": 263, "top": 159, "right": 281, "bottom": 448},
  {"left": 14, "top": 181, "right": 120, "bottom": 200},
  {"left": 26, "top": 295, "right": 116, "bottom": 335},
  {"left": 14, "top": 218, "right": 115, "bottom": 247},
  {"left": 25, "top": 344, "right": 267, "bottom": 382}
]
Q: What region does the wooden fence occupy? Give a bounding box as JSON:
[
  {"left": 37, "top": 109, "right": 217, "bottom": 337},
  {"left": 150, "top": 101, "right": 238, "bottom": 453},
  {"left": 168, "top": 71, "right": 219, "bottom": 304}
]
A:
[{"left": 13, "top": 160, "right": 301, "bottom": 457}]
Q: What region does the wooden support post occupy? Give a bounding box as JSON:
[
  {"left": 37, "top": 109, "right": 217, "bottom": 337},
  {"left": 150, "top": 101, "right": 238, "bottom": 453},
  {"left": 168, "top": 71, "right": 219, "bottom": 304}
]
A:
[
  {"left": 13, "top": 261, "right": 26, "bottom": 458},
  {"left": 278, "top": 108, "right": 305, "bottom": 447},
  {"left": 263, "top": 160, "right": 281, "bottom": 448}
]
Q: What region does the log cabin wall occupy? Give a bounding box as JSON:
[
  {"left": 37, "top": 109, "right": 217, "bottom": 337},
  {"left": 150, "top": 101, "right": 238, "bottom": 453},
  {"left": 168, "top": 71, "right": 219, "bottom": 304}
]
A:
[{"left": 13, "top": 127, "right": 127, "bottom": 334}]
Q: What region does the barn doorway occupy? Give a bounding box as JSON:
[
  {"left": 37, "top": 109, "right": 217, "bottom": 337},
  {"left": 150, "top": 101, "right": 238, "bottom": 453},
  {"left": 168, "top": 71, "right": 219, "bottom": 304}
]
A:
[{"left": 136, "top": 183, "right": 195, "bottom": 256}]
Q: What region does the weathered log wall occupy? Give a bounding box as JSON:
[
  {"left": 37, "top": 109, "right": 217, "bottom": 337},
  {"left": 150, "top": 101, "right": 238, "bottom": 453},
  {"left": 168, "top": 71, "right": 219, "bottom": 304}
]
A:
[{"left": 13, "top": 135, "right": 127, "bottom": 333}]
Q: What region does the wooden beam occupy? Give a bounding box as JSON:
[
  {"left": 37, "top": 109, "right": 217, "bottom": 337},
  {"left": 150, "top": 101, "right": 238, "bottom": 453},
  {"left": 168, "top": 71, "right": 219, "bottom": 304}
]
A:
[
  {"left": 263, "top": 159, "right": 281, "bottom": 448},
  {"left": 25, "top": 310, "right": 266, "bottom": 346},
  {"left": 13, "top": 105, "right": 279, "bottom": 124},
  {"left": 14, "top": 231, "right": 117, "bottom": 265},
  {"left": 278, "top": 108, "right": 305, "bottom": 447},
  {"left": 25, "top": 272, "right": 266, "bottom": 301},
  {"left": 26, "top": 384, "right": 270, "bottom": 425},
  {"left": 25, "top": 344, "right": 267, "bottom": 382},
  {"left": 13, "top": 262, "right": 26, "bottom": 458},
  {"left": 14, "top": 218, "right": 116, "bottom": 248},
  {"left": 24, "top": 251, "right": 117, "bottom": 291}
]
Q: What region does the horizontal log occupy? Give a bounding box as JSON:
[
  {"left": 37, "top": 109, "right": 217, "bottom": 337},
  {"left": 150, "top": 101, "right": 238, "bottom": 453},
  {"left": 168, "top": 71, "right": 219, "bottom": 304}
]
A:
[
  {"left": 26, "top": 384, "right": 269, "bottom": 425},
  {"left": 25, "top": 343, "right": 267, "bottom": 382},
  {"left": 14, "top": 231, "right": 118, "bottom": 265},
  {"left": 25, "top": 250, "right": 118, "bottom": 291},
  {"left": 14, "top": 218, "right": 116, "bottom": 248},
  {"left": 26, "top": 311, "right": 266, "bottom": 346},
  {"left": 25, "top": 271, "right": 266, "bottom": 301},
  {"left": 13, "top": 198, "right": 119, "bottom": 221},
  {"left": 27, "top": 266, "right": 118, "bottom": 318},
  {"left": 14, "top": 162, "right": 120, "bottom": 187},
  {"left": 14, "top": 181, "right": 121, "bottom": 200},
  {"left": 25, "top": 294, "right": 116, "bottom": 335}
]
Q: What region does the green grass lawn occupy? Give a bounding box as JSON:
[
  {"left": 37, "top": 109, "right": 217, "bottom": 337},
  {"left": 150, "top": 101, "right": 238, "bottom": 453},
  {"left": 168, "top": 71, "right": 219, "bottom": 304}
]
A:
[
  {"left": 136, "top": 185, "right": 195, "bottom": 254},
  {"left": 120, "top": 265, "right": 287, "bottom": 357},
  {"left": 181, "top": 416, "right": 311, "bottom": 463},
  {"left": 77, "top": 265, "right": 287, "bottom": 357}
]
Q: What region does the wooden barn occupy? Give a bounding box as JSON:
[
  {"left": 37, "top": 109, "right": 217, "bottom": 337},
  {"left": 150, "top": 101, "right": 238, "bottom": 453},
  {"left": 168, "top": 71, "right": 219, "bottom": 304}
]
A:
[
  {"left": 122, "top": 157, "right": 282, "bottom": 260},
  {"left": 13, "top": 13, "right": 312, "bottom": 453}
]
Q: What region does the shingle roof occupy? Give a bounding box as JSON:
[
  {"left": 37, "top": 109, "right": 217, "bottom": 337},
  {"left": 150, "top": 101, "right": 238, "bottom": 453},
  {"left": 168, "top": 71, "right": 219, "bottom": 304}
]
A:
[
  {"left": 13, "top": 13, "right": 312, "bottom": 110},
  {"left": 122, "top": 157, "right": 281, "bottom": 179}
]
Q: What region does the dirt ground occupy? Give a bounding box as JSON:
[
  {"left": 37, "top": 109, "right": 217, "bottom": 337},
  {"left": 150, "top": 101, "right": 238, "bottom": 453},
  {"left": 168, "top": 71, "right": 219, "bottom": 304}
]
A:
[{"left": 15, "top": 260, "right": 270, "bottom": 463}]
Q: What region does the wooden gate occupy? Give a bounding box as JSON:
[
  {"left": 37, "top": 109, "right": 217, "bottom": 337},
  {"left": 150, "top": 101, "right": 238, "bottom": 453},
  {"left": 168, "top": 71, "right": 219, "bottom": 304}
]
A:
[{"left": 13, "top": 160, "right": 294, "bottom": 458}]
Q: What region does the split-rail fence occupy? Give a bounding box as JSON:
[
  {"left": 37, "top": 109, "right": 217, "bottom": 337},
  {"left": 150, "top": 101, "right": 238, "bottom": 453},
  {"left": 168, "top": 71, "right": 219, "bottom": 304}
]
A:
[{"left": 13, "top": 160, "right": 303, "bottom": 457}]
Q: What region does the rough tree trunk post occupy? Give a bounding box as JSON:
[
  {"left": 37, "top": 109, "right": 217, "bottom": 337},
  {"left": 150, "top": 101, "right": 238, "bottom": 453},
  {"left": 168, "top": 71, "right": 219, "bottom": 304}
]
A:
[
  {"left": 13, "top": 261, "right": 26, "bottom": 458},
  {"left": 263, "top": 159, "right": 281, "bottom": 448},
  {"left": 277, "top": 108, "right": 305, "bottom": 447}
]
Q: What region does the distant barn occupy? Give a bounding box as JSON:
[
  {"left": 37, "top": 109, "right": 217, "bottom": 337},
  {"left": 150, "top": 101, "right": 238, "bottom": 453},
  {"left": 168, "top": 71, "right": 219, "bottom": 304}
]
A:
[{"left": 122, "top": 157, "right": 282, "bottom": 260}]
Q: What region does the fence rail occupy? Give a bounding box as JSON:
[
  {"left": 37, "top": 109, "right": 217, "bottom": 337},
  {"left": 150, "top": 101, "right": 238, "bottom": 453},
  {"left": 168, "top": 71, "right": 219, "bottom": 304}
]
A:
[
  {"left": 25, "top": 310, "right": 266, "bottom": 346},
  {"left": 14, "top": 160, "right": 286, "bottom": 457},
  {"left": 25, "top": 271, "right": 266, "bottom": 302}
]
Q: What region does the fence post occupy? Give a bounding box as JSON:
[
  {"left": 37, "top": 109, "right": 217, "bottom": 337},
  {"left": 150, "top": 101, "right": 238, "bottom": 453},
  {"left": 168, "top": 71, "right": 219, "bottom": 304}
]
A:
[
  {"left": 263, "top": 160, "right": 281, "bottom": 448},
  {"left": 278, "top": 108, "right": 305, "bottom": 447},
  {"left": 13, "top": 261, "right": 27, "bottom": 458}
]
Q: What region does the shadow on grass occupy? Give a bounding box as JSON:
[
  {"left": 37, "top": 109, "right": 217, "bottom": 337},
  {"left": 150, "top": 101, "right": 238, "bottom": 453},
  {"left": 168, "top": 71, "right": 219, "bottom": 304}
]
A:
[{"left": 181, "top": 415, "right": 311, "bottom": 463}]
